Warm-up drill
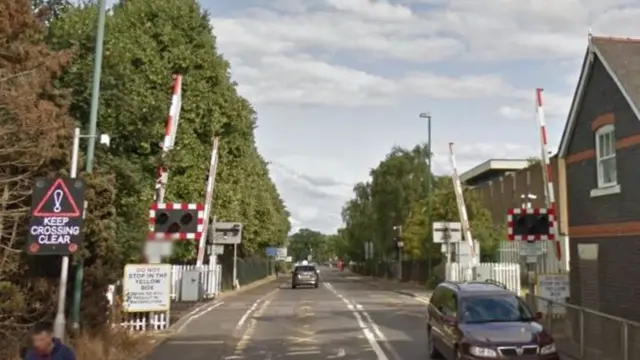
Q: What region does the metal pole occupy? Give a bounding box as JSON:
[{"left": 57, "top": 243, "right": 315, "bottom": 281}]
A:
[
  {"left": 398, "top": 226, "right": 402, "bottom": 281},
  {"left": 232, "top": 243, "right": 238, "bottom": 289},
  {"left": 53, "top": 128, "right": 81, "bottom": 339},
  {"left": 71, "top": 0, "right": 107, "bottom": 329},
  {"left": 523, "top": 194, "right": 537, "bottom": 304},
  {"left": 420, "top": 113, "right": 433, "bottom": 278}
]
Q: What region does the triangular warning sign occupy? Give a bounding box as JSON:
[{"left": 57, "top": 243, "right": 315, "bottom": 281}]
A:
[{"left": 33, "top": 178, "right": 81, "bottom": 217}]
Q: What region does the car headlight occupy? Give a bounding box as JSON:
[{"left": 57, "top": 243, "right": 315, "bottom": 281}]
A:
[
  {"left": 469, "top": 346, "right": 498, "bottom": 357},
  {"left": 540, "top": 343, "right": 556, "bottom": 355}
]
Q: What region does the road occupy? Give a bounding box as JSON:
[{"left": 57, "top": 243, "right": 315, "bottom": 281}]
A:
[{"left": 145, "top": 266, "right": 431, "bottom": 360}]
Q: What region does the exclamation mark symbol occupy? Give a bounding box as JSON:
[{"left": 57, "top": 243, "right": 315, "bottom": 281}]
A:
[{"left": 53, "top": 189, "right": 63, "bottom": 213}]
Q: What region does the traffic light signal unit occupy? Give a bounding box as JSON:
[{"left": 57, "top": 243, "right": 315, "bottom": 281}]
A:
[
  {"left": 507, "top": 207, "right": 555, "bottom": 241},
  {"left": 148, "top": 202, "right": 204, "bottom": 240}
]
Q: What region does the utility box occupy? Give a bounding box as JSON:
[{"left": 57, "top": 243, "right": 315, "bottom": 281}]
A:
[{"left": 180, "top": 270, "right": 200, "bottom": 302}]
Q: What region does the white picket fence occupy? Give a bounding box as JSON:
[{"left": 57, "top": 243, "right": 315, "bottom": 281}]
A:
[
  {"left": 171, "top": 264, "right": 221, "bottom": 300},
  {"left": 115, "top": 264, "right": 222, "bottom": 331},
  {"left": 446, "top": 262, "right": 521, "bottom": 294},
  {"left": 498, "top": 237, "right": 570, "bottom": 274}
]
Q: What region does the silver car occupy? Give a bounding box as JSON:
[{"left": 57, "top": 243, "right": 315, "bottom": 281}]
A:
[{"left": 292, "top": 265, "right": 319, "bottom": 288}]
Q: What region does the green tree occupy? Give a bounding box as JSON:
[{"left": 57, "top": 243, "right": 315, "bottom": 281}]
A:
[
  {"left": 526, "top": 156, "right": 541, "bottom": 166},
  {"left": 288, "top": 228, "right": 330, "bottom": 262},
  {"left": 0, "top": 0, "right": 116, "bottom": 353},
  {"left": 48, "top": 0, "right": 290, "bottom": 265},
  {"left": 337, "top": 144, "right": 502, "bottom": 277}
]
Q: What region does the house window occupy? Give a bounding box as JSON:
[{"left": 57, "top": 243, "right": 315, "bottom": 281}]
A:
[{"left": 595, "top": 124, "right": 617, "bottom": 187}]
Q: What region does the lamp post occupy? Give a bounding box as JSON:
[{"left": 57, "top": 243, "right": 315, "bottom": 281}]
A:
[
  {"left": 419, "top": 112, "right": 432, "bottom": 275},
  {"left": 71, "top": 0, "right": 107, "bottom": 330}
]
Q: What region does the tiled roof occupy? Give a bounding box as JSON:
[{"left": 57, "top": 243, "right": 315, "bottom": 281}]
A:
[
  {"left": 558, "top": 36, "right": 640, "bottom": 157},
  {"left": 592, "top": 36, "right": 640, "bottom": 111}
]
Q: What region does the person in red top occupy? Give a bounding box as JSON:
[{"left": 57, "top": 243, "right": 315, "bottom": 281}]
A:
[{"left": 25, "top": 322, "right": 76, "bottom": 360}]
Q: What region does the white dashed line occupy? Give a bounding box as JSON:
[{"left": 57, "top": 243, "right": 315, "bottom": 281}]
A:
[{"left": 324, "top": 283, "right": 389, "bottom": 360}]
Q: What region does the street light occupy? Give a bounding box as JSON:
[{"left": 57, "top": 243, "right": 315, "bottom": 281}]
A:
[
  {"left": 418, "top": 112, "right": 433, "bottom": 273},
  {"left": 71, "top": 0, "right": 107, "bottom": 330}
]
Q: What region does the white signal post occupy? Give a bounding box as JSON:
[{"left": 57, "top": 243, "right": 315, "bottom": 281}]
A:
[
  {"left": 53, "top": 128, "right": 109, "bottom": 339},
  {"left": 53, "top": 129, "right": 79, "bottom": 339},
  {"left": 449, "top": 143, "right": 476, "bottom": 279}
]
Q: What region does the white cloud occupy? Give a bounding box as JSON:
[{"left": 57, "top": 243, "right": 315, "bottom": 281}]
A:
[
  {"left": 232, "top": 55, "right": 397, "bottom": 107},
  {"left": 208, "top": 0, "right": 640, "bottom": 233},
  {"left": 498, "top": 90, "right": 573, "bottom": 122},
  {"left": 230, "top": 55, "right": 517, "bottom": 106},
  {"left": 213, "top": 1, "right": 640, "bottom": 108},
  {"left": 431, "top": 142, "right": 537, "bottom": 175},
  {"left": 325, "top": 0, "right": 413, "bottom": 20},
  {"left": 214, "top": 0, "right": 640, "bottom": 64}
]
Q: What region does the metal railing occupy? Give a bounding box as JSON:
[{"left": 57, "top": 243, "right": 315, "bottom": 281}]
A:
[{"left": 530, "top": 295, "right": 640, "bottom": 360}]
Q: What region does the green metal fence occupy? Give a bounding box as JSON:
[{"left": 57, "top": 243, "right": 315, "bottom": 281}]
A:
[{"left": 220, "top": 257, "right": 271, "bottom": 290}]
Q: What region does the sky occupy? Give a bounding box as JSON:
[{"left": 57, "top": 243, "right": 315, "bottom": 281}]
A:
[{"left": 194, "top": 0, "right": 640, "bottom": 234}]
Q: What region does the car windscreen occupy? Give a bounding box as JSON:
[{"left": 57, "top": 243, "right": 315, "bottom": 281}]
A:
[
  {"left": 294, "top": 266, "right": 316, "bottom": 273},
  {"left": 460, "top": 295, "right": 533, "bottom": 324}
]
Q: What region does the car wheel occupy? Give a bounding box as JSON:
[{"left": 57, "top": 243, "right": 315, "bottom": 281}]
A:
[{"left": 427, "top": 328, "right": 442, "bottom": 359}]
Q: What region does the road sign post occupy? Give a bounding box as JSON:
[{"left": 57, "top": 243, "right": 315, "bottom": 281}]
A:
[
  {"left": 30, "top": 131, "right": 86, "bottom": 339},
  {"left": 211, "top": 222, "right": 242, "bottom": 289},
  {"left": 433, "top": 221, "right": 462, "bottom": 265}
]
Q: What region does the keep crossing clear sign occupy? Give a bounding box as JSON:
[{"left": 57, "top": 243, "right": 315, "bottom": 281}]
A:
[
  {"left": 123, "top": 264, "right": 172, "bottom": 312},
  {"left": 28, "top": 177, "right": 85, "bottom": 255}
]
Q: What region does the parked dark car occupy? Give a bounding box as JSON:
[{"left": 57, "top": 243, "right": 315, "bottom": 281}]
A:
[
  {"left": 426, "top": 280, "right": 560, "bottom": 359},
  {"left": 292, "top": 264, "right": 319, "bottom": 289}
]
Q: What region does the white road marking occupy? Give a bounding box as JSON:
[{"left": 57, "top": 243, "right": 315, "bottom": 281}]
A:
[
  {"left": 286, "top": 350, "right": 321, "bottom": 355},
  {"left": 176, "top": 301, "right": 224, "bottom": 332},
  {"left": 412, "top": 296, "right": 430, "bottom": 304},
  {"left": 166, "top": 340, "right": 224, "bottom": 344},
  {"left": 236, "top": 288, "right": 279, "bottom": 329},
  {"left": 236, "top": 299, "right": 262, "bottom": 329},
  {"left": 324, "top": 283, "right": 389, "bottom": 360},
  {"left": 352, "top": 300, "right": 403, "bottom": 360},
  {"left": 327, "top": 348, "right": 346, "bottom": 358}
]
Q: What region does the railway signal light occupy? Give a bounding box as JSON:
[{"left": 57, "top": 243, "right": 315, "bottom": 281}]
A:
[{"left": 507, "top": 208, "right": 555, "bottom": 241}]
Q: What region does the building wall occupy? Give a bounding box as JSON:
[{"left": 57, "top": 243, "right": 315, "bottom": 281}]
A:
[
  {"left": 471, "top": 157, "right": 565, "bottom": 233},
  {"left": 468, "top": 157, "right": 569, "bottom": 273},
  {"left": 564, "top": 56, "right": 640, "bottom": 321}
]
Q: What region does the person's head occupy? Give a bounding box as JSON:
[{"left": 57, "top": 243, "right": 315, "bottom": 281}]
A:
[{"left": 31, "top": 322, "right": 54, "bottom": 352}]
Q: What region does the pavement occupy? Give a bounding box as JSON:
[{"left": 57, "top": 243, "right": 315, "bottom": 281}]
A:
[{"left": 144, "top": 266, "right": 432, "bottom": 360}]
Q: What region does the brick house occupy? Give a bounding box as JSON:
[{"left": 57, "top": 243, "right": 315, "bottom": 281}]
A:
[{"left": 557, "top": 36, "right": 640, "bottom": 321}]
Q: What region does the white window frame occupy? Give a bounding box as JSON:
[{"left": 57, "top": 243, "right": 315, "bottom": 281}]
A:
[{"left": 592, "top": 124, "right": 619, "bottom": 196}]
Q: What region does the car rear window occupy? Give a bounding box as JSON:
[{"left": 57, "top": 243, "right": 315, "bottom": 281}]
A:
[{"left": 295, "top": 266, "right": 316, "bottom": 272}]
